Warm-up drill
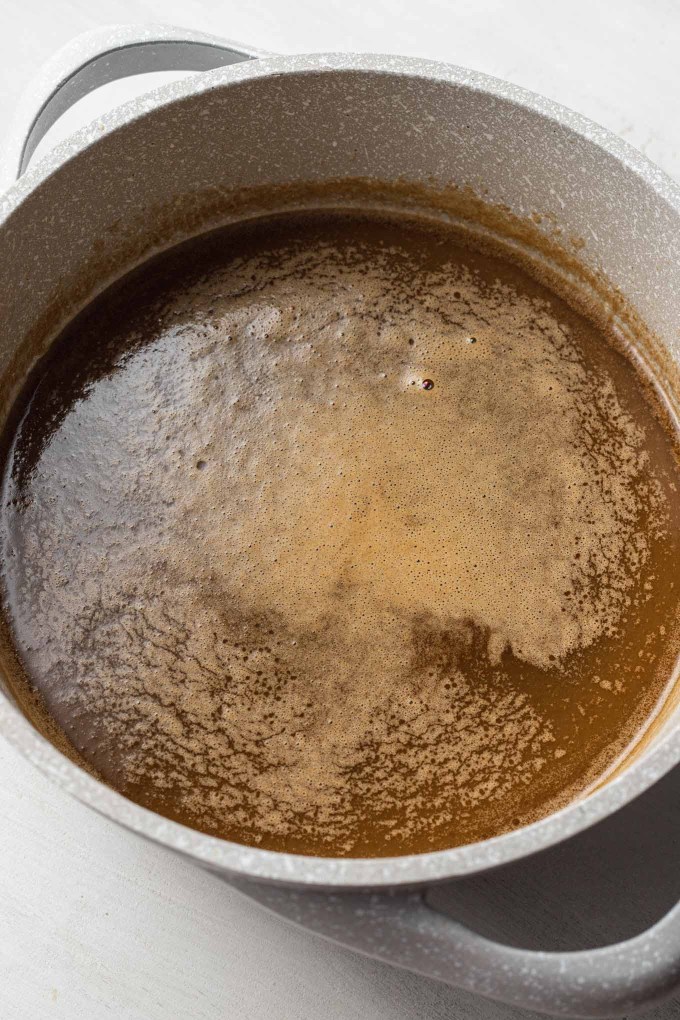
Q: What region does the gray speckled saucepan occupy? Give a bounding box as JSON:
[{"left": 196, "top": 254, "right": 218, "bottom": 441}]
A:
[{"left": 0, "top": 24, "right": 679, "bottom": 1018}]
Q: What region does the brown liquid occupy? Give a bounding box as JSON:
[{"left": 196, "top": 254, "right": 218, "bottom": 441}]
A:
[{"left": 1, "top": 210, "right": 679, "bottom": 857}]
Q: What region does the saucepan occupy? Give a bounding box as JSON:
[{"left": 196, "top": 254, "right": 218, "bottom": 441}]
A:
[{"left": 0, "top": 24, "right": 679, "bottom": 1018}]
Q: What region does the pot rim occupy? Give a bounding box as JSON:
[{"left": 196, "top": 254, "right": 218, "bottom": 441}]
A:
[{"left": 1, "top": 51, "right": 679, "bottom": 889}]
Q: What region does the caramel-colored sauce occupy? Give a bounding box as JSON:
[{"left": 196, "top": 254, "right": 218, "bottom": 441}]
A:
[{"left": 1, "top": 210, "right": 679, "bottom": 856}]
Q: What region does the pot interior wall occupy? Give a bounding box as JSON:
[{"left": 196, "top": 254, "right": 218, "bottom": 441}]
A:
[{"left": 1, "top": 63, "right": 679, "bottom": 758}]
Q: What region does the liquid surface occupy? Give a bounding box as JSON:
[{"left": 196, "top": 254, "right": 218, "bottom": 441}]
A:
[{"left": 1, "top": 211, "right": 679, "bottom": 857}]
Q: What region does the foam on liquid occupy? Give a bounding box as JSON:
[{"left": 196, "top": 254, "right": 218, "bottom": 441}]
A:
[{"left": 1, "top": 210, "right": 679, "bottom": 856}]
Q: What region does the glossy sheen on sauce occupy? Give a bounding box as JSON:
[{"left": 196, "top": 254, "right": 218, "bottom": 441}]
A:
[{"left": 1, "top": 211, "right": 679, "bottom": 857}]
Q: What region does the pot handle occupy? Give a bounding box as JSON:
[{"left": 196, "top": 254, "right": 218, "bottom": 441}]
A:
[
  {"left": 0, "top": 23, "right": 271, "bottom": 191},
  {"left": 233, "top": 880, "right": 680, "bottom": 1017}
]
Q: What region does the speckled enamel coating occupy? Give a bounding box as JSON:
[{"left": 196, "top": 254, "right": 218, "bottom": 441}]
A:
[{"left": 0, "top": 25, "right": 679, "bottom": 1017}]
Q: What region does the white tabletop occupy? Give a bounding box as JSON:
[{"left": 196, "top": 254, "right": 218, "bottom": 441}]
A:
[{"left": 1, "top": 2, "right": 680, "bottom": 1018}]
